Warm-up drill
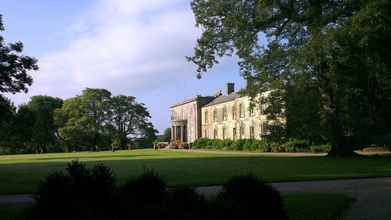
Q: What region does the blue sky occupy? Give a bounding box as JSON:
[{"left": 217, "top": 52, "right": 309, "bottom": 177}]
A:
[{"left": 2, "top": 0, "right": 245, "bottom": 133}]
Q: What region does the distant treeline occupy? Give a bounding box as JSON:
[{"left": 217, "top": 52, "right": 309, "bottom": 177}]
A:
[{"left": 0, "top": 88, "right": 157, "bottom": 154}]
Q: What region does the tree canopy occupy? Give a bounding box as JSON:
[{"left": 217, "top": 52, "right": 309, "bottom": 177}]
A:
[
  {"left": 55, "top": 88, "right": 157, "bottom": 151},
  {"left": 189, "top": 0, "right": 391, "bottom": 156},
  {"left": 0, "top": 15, "right": 38, "bottom": 94}
]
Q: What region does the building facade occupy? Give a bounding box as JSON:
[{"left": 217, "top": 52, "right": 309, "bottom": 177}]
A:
[
  {"left": 170, "top": 83, "right": 270, "bottom": 143},
  {"left": 170, "top": 96, "right": 214, "bottom": 143}
]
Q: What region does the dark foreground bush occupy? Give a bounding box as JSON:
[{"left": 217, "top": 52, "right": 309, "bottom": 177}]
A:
[
  {"left": 28, "top": 162, "right": 286, "bottom": 220},
  {"left": 214, "top": 175, "right": 288, "bottom": 220},
  {"left": 117, "top": 170, "right": 168, "bottom": 219},
  {"left": 29, "top": 161, "right": 116, "bottom": 220}
]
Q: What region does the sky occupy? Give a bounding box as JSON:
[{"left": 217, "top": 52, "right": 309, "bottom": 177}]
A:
[{"left": 2, "top": 0, "right": 245, "bottom": 133}]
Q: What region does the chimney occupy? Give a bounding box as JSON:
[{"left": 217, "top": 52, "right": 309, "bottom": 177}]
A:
[{"left": 227, "top": 83, "right": 235, "bottom": 95}]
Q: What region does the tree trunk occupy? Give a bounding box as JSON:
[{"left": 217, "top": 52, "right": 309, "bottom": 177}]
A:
[{"left": 327, "top": 105, "right": 356, "bottom": 157}]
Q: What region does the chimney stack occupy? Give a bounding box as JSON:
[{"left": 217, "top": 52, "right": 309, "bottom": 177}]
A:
[{"left": 227, "top": 82, "right": 235, "bottom": 95}]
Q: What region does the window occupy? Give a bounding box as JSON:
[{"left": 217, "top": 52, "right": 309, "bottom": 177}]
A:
[
  {"left": 250, "top": 126, "right": 255, "bottom": 139},
  {"left": 250, "top": 106, "right": 255, "bottom": 116},
  {"left": 259, "top": 103, "right": 263, "bottom": 115},
  {"left": 204, "top": 110, "right": 208, "bottom": 123},
  {"left": 239, "top": 103, "right": 245, "bottom": 118},
  {"left": 223, "top": 106, "right": 227, "bottom": 121},
  {"left": 233, "top": 128, "right": 237, "bottom": 140},
  {"left": 240, "top": 126, "right": 245, "bottom": 139},
  {"left": 213, "top": 109, "right": 218, "bottom": 122},
  {"left": 222, "top": 127, "right": 226, "bottom": 139},
  {"left": 261, "top": 123, "right": 268, "bottom": 135},
  {"left": 213, "top": 128, "right": 218, "bottom": 139},
  {"left": 232, "top": 105, "right": 236, "bottom": 120}
]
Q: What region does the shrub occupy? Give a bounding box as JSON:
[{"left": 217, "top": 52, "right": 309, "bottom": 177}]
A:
[
  {"left": 30, "top": 161, "right": 116, "bottom": 220},
  {"left": 214, "top": 175, "right": 288, "bottom": 219},
  {"left": 192, "top": 138, "right": 213, "bottom": 149},
  {"left": 310, "top": 144, "right": 332, "bottom": 153},
  {"left": 281, "top": 139, "right": 310, "bottom": 152},
  {"left": 192, "top": 138, "right": 322, "bottom": 153},
  {"left": 168, "top": 187, "right": 208, "bottom": 220},
  {"left": 27, "top": 163, "right": 289, "bottom": 220},
  {"left": 118, "top": 169, "right": 168, "bottom": 219}
]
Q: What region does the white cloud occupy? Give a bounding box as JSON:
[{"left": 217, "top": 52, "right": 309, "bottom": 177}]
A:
[{"left": 14, "top": 0, "right": 199, "bottom": 101}]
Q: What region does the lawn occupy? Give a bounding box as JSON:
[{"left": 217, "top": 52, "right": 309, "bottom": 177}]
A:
[
  {"left": 0, "top": 193, "right": 353, "bottom": 220},
  {"left": 0, "top": 149, "right": 391, "bottom": 194}
]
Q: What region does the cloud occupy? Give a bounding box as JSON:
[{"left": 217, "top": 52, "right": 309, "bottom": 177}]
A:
[{"left": 12, "top": 0, "right": 199, "bottom": 102}]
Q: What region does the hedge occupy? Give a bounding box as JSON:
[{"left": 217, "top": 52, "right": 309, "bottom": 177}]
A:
[{"left": 192, "top": 138, "right": 330, "bottom": 153}]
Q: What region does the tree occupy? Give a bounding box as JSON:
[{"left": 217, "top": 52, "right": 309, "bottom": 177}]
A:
[
  {"left": 55, "top": 89, "right": 157, "bottom": 151},
  {"left": 0, "top": 95, "right": 16, "bottom": 147},
  {"left": 188, "top": 0, "right": 391, "bottom": 156},
  {"left": 27, "top": 96, "right": 63, "bottom": 152},
  {"left": 157, "top": 128, "right": 171, "bottom": 142},
  {"left": 55, "top": 94, "right": 107, "bottom": 151},
  {"left": 80, "top": 88, "right": 112, "bottom": 148},
  {"left": 0, "top": 15, "right": 38, "bottom": 94},
  {"left": 11, "top": 96, "right": 63, "bottom": 153},
  {"left": 109, "top": 95, "right": 156, "bottom": 150}
]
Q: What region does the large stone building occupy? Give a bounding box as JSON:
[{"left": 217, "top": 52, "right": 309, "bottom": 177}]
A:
[{"left": 170, "top": 83, "right": 270, "bottom": 144}]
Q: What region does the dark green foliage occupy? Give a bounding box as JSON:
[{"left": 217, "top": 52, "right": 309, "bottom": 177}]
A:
[
  {"left": 168, "top": 187, "right": 208, "bottom": 220},
  {"left": 0, "top": 95, "right": 63, "bottom": 154},
  {"left": 214, "top": 175, "right": 288, "bottom": 219},
  {"left": 189, "top": 0, "right": 391, "bottom": 156},
  {"left": 55, "top": 89, "right": 157, "bottom": 151},
  {"left": 0, "top": 95, "right": 16, "bottom": 148},
  {"left": 28, "top": 162, "right": 287, "bottom": 220},
  {"left": 281, "top": 139, "right": 310, "bottom": 153},
  {"left": 118, "top": 170, "right": 168, "bottom": 219},
  {"left": 157, "top": 128, "right": 171, "bottom": 142},
  {"left": 0, "top": 15, "right": 38, "bottom": 94},
  {"left": 192, "top": 138, "right": 330, "bottom": 153},
  {"left": 30, "top": 161, "right": 116, "bottom": 220}
]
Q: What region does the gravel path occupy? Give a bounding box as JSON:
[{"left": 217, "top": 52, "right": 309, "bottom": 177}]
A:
[{"left": 1, "top": 177, "right": 391, "bottom": 219}]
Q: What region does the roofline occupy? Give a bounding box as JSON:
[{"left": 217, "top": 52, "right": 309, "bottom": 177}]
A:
[{"left": 170, "top": 96, "right": 215, "bottom": 108}]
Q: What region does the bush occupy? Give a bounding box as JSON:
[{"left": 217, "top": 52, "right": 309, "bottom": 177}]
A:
[
  {"left": 168, "top": 187, "right": 208, "bottom": 220},
  {"left": 281, "top": 139, "right": 310, "bottom": 152},
  {"left": 30, "top": 161, "right": 116, "bottom": 220},
  {"left": 118, "top": 169, "right": 168, "bottom": 219},
  {"left": 310, "top": 144, "right": 332, "bottom": 153},
  {"left": 214, "top": 175, "right": 288, "bottom": 219},
  {"left": 191, "top": 138, "right": 329, "bottom": 153},
  {"left": 28, "top": 163, "right": 289, "bottom": 220}
]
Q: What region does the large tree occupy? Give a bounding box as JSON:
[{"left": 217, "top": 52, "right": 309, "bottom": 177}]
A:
[
  {"left": 55, "top": 89, "right": 112, "bottom": 151},
  {"left": 188, "top": 0, "right": 391, "bottom": 156},
  {"left": 109, "top": 95, "right": 156, "bottom": 150},
  {"left": 0, "top": 95, "right": 16, "bottom": 147},
  {"left": 12, "top": 96, "right": 63, "bottom": 153},
  {"left": 28, "top": 96, "right": 63, "bottom": 152},
  {"left": 0, "top": 15, "right": 38, "bottom": 94},
  {"left": 55, "top": 89, "right": 157, "bottom": 151}
]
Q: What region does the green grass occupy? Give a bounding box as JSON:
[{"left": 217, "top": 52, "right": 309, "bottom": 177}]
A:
[
  {"left": 0, "top": 193, "right": 353, "bottom": 220},
  {"left": 0, "top": 149, "right": 391, "bottom": 194},
  {"left": 283, "top": 193, "right": 354, "bottom": 220}
]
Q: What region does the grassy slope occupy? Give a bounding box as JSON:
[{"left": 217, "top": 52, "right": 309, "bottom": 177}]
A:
[
  {"left": 0, "top": 149, "right": 391, "bottom": 194},
  {"left": 0, "top": 193, "right": 353, "bottom": 220}
]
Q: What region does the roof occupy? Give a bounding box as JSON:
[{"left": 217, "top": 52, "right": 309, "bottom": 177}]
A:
[
  {"left": 205, "top": 92, "right": 240, "bottom": 107},
  {"left": 170, "top": 96, "right": 215, "bottom": 108}
]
